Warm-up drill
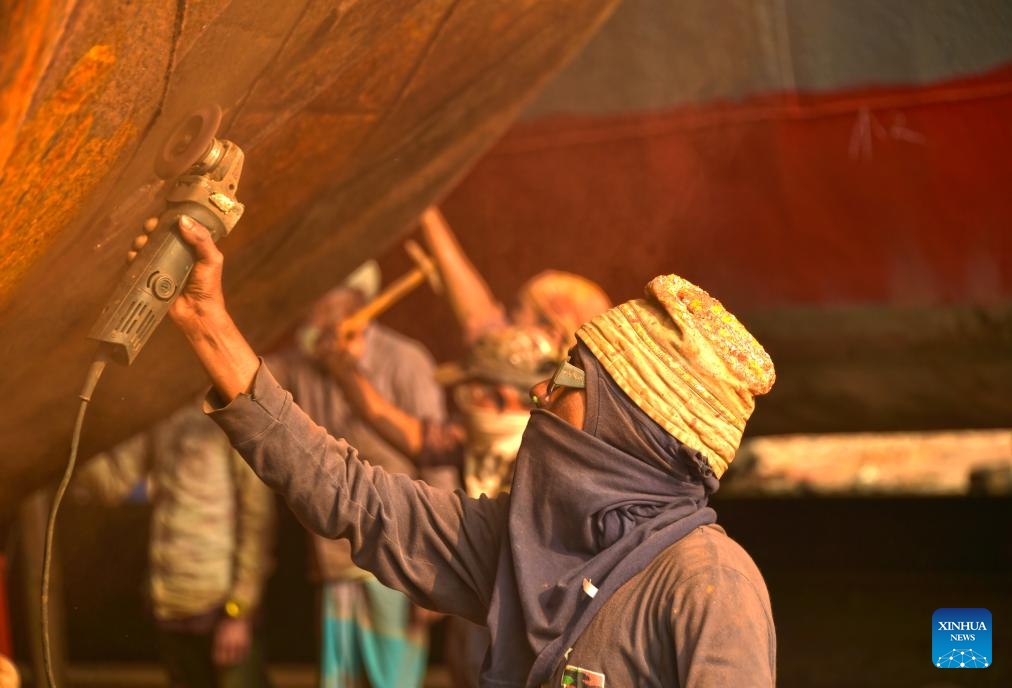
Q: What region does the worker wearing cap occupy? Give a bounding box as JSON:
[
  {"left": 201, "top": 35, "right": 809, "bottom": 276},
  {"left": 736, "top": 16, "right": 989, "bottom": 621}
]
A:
[
  {"left": 327, "top": 324, "right": 556, "bottom": 498},
  {"left": 168, "top": 214, "right": 776, "bottom": 687},
  {"left": 266, "top": 262, "right": 451, "bottom": 688}
]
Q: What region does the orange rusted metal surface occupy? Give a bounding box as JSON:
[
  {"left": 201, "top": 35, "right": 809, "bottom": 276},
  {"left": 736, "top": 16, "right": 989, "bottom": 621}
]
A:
[{"left": 0, "top": 0, "right": 621, "bottom": 516}]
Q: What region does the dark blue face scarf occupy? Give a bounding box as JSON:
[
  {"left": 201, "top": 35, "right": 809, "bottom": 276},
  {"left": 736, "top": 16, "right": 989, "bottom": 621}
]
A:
[{"left": 480, "top": 342, "right": 720, "bottom": 687}]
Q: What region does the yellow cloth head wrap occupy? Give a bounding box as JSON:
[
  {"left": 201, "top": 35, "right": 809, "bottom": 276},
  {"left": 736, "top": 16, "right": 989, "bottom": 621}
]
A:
[{"left": 576, "top": 274, "right": 775, "bottom": 477}]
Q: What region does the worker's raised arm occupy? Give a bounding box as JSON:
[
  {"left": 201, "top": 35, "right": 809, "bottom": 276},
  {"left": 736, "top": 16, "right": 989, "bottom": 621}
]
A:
[
  {"left": 167, "top": 214, "right": 502, "bottom": 622},
  {"left": 167, "top": 215, "right": 260, "bottom": 402},
  {"left": 420, "top": 207, "right": 507, "bottom": 344}
]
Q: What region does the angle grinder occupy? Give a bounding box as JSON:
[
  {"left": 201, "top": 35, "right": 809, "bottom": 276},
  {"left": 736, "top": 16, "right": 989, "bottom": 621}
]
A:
[{"left": 89, "top": 104, "right": 245, "bottom": 364}]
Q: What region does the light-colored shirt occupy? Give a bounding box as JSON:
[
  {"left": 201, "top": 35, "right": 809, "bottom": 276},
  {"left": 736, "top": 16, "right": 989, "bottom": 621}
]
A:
[{"left": 76, "top": 404, "right": 275, "bottom": 621}]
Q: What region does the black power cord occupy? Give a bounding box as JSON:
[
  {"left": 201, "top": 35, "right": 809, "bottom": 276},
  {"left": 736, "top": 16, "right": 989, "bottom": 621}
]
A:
[{"left": 41, "top": 353, "right": 108, "bottom": 688}]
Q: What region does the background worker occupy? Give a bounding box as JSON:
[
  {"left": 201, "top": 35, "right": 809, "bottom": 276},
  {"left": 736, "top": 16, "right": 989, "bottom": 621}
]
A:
[
  {"left": 74, "top": 403, "right": 276, "bottom": 688},
  {"left": 265, "top": 261, "right": 451, "bottom": 688}
]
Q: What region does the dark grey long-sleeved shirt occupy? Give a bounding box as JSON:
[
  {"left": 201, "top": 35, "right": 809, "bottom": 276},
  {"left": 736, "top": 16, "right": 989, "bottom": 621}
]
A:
[{"left": 208, "top": 362, "right": 776, "bottom": 687}]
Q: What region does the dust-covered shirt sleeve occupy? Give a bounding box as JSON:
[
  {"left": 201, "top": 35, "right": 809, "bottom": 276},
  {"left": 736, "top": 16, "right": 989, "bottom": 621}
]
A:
[
  {"left": 672, "top": 565, "right": 776, "bottom": 687},
  {"left": 206, "top": 360, "right": 504, "bottom": 623}
]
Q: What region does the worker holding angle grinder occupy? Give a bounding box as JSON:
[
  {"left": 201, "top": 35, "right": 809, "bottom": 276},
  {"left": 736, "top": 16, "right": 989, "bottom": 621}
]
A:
[
  {"left": 54, "top": 100, "right": 775, "bottom": 685},
  {"left": 157, "top": 208, "right": 779, "bottom": 687},
  {"left": 73, "top": 100, "right": 777, "bottom": 688}
]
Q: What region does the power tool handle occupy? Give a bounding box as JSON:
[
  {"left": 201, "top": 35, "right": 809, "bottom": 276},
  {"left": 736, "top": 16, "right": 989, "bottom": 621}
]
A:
[
  {"left": 145, "top": 199, "right": 229, "bottom": 300},
  {"left": 87, "top": 202, "right": 229, "bottom": 365}
]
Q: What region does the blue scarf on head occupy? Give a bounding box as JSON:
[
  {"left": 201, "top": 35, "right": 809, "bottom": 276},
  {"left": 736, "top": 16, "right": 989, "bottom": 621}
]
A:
[{"left": 480, "top": 342, "right": 721, "bottom": 687}]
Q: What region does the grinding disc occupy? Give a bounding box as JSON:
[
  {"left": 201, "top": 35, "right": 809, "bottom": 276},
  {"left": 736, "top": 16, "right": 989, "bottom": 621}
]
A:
[{"left": 154, "top": 105, "right": 223, "bottom": 179}]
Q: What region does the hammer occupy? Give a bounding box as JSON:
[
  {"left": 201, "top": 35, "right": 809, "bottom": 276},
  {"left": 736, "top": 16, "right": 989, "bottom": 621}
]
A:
[{"left": 339, "top": 240, "right": 442, "bottom": 335}]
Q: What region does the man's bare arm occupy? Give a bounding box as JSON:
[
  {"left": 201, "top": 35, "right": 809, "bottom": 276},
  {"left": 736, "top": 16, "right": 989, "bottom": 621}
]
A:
[
  {"left": 168, "top": 215, "right": 259, "bottom": 402},
  {"left": 420, "top": 207, "right": 506, "bottom": 344}
]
